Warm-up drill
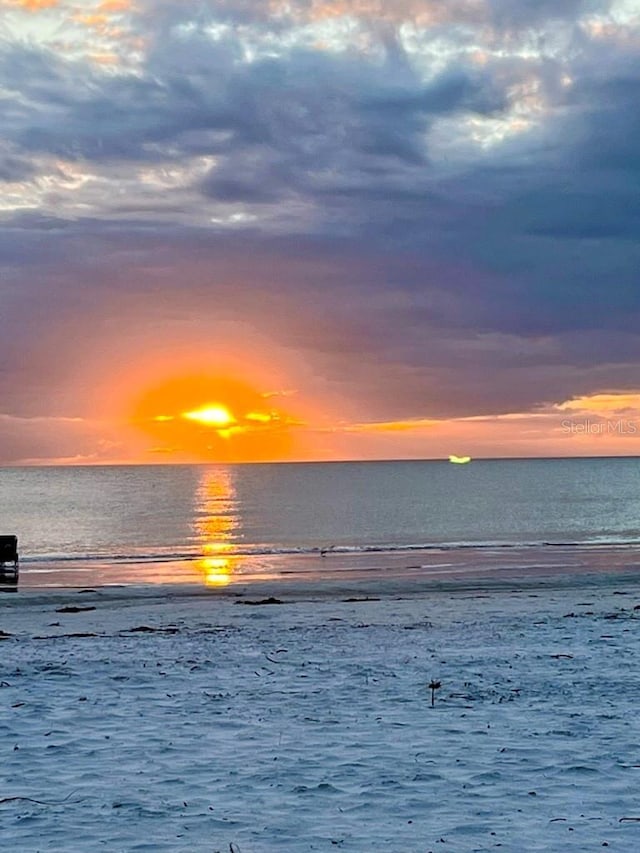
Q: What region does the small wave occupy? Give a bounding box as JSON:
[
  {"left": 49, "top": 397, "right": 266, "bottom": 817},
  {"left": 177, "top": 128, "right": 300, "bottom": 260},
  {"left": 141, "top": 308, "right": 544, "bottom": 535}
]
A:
[{"left": 17, "top": 537, "right": 640, "bottom": 568}]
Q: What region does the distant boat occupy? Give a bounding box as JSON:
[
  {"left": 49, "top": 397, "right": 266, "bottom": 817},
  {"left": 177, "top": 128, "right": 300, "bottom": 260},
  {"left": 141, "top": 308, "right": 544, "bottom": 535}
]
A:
[{"left": 449, "top": 455, "right": 471, "bottom": 464}]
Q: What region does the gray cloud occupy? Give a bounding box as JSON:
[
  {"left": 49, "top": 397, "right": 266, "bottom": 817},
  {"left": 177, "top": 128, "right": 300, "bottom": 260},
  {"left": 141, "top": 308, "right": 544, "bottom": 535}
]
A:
[
  {"left": 132, "top": 0, "right": 610, "bottom": 32},
  {"left": 0, "top": 0, "right": 639, "bottom": 462},
  {"left": 0, "top": 151, "right": 34, "bottom": 182}
]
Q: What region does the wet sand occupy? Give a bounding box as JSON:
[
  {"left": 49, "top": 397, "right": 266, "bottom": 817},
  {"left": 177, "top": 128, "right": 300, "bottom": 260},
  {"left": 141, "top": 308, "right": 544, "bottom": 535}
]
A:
[{"left": 10, "top": 541, "right": 640, "bottom": 592}]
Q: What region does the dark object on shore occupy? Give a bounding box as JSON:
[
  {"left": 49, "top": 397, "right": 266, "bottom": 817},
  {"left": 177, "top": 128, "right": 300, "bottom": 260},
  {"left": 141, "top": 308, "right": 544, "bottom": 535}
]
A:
[
  {"left": 428, "top": 679, "right": 442, "bottom": 708},
  {"left": 342, "top": 597, "right": 382, "bottom": 603},
  {"left": 0, "top": 535, "right": 18, "bottom": 568},
  {"left": 33, "top": 632, "right": 99, "bottom": 640},
  {"left": 236, "top": 597, "right": 283, "bottom": 606},
  {"left": 0, "top": 536, "right": 19, "bottom": 588},
  {"left": 55, "top": 605, "right": 97, "bottom": 614}
]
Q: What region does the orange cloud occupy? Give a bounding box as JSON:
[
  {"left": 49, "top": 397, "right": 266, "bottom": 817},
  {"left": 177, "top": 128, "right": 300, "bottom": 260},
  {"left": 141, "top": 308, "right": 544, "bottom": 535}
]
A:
[
  {"left": 72, "top": 11, "right": 126, "bottom": 37},
  {"left": 3, "top": 0, "right": 60, "bottom": 10},
  {"left": 73, "top": 12, "right": 110, "bottom": 26},
  {"left": 97, "top": 0, "right": 131, "bottom": 10},
  {"left": 89, "top": 51, "right": 120, "bottom": 65},
  {"left": 335, "top": 417, "right": 439, "bottom": 433},
  {"left": 557, "top": 393, "right": 640, "bottom": 415}
]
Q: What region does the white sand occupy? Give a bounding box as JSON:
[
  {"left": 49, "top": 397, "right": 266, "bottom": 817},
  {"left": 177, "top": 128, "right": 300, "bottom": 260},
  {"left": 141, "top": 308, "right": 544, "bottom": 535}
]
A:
[{"left": 3, "top": 571, "right": 640, "bottom": 852}]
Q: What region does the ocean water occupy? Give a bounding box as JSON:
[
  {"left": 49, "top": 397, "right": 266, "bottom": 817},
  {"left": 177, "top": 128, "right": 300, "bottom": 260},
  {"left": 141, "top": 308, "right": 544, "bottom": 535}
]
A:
[{"left": 2, "top": 458, "right": 640, "bottom": 586}]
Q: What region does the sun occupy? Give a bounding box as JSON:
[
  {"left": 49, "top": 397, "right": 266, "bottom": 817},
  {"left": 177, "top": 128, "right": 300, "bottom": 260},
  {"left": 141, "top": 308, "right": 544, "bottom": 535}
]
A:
[
  {"left": 130, "top": 374, "right": 303, "bottom": 462},
  {"left": 183, "top": 404, "right": 235, "bottom": 427}
]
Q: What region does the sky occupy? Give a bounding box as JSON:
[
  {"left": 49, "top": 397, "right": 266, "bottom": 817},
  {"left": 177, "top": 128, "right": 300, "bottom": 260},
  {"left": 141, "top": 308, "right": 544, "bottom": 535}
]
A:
[{"left": 1, "top": 0, "right": 639, "bottom": 464}]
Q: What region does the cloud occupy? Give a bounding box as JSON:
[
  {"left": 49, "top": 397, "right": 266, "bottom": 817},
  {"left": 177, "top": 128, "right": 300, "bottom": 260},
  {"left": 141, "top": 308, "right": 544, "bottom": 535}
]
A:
[
  {"left": 0, "top": 150, "right": 36, "bottom": 183},
  {"left": 131, "top": 0, "right": 610, "bottom": 32},
  {"left": 0, "top": 411, "right": 122, "bottom": 466},
  {"left": 0, "top": 0, "right": 639, "bottom": 462},
  {"left": 1, "top": 0, "right": 61, "bottom": 10}
]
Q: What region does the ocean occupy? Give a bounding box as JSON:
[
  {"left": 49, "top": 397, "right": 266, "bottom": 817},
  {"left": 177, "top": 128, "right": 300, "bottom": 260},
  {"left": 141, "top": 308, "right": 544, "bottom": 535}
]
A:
[{"left": 2, "top": 458, "right": 640, "bottom": 587}]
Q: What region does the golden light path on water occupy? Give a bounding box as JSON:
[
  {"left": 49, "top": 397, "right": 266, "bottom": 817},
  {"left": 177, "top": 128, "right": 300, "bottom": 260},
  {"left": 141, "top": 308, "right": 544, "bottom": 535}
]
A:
[{"left": 193, "top": 467, "right": 240, "bottom": 587}]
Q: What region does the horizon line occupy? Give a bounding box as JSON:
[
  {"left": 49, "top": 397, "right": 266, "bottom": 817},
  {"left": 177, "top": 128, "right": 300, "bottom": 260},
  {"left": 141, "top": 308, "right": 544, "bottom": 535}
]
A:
[{"left": 3, "top": 453, "right": 639, "bottom": 469}]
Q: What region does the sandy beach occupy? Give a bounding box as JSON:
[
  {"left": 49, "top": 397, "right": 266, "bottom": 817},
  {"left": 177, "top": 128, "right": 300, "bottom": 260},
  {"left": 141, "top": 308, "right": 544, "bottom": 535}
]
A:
[{"left": 3, "top": 558, "right": 640, "bottom": 852}]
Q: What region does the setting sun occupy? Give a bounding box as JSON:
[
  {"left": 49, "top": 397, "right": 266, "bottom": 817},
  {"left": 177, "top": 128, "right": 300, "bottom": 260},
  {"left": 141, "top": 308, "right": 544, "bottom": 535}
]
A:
[
  {"left": 130, "top": 374, "right": 305, "bottom": 462},
  {"left": 183, "top": 404, "right": 236, "bottom": 427}
]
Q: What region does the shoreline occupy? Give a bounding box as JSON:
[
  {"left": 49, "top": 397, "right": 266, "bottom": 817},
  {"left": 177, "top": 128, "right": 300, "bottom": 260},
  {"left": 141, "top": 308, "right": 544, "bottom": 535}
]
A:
[{"left": 4, "top": 542, "right": 640, "bottom": 599}]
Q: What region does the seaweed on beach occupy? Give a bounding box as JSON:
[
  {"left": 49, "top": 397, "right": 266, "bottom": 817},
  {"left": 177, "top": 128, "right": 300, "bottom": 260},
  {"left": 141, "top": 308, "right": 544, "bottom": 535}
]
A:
[
  {"left": 55, "top": 606, "right": 96, "bottom": 614},
  {"left": 235, "top": 597, "right": 284, "bottom": 606},
  {"left": 342, "top": 597, "right": 381, "bottom": 602},
  {"left": 32, "top": 632, "right": 99, "bottom": 640}
]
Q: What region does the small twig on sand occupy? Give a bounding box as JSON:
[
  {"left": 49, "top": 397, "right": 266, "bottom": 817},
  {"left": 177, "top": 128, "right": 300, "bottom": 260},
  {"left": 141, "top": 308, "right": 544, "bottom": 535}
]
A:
[
  {"left": 265, "top": 649, "right": 288, "bottom": 664},
  {"left": 0, "top": 791, "right": 83, "bottom": 807},
  {"left": 620, "top": 817, "right": 640, "bottom": 822},
  {"left": 428, "top": 680, "right": 442, "bottom": 708}
]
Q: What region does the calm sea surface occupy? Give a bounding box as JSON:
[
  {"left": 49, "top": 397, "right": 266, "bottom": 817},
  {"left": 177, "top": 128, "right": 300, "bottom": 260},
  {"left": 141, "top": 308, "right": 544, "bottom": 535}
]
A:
[{"left": 2, "top": 458, "right": 640, "bottom": 586}]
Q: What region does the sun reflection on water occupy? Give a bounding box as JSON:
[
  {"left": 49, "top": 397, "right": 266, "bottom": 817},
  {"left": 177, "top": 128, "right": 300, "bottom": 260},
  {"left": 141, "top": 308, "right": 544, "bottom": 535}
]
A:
[{"left": 193, "top": 467, "right": 240, "bottom": 586}]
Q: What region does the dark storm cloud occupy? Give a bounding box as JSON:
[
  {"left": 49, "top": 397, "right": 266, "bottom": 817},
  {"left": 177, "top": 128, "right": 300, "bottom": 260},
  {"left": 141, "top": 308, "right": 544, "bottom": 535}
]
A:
[
  {"left": 199, "top": 54, "right": 505, "bottom": 205},
  {"left": 0, "top": 44, "right": 197, "bottom": 162},
  {"left": 0, "top": 27, "right": 504, "bottom": 185},
  {"left": 436, "top": 43, "right": 640, "bottom": 340}
]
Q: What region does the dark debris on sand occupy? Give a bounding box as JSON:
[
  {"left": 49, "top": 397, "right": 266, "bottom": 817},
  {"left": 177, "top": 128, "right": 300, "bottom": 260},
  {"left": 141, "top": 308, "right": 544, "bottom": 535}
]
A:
[
  {"left": 125, "top": 625, "right": 181, "bottom": 634},
  {"left": 55, "top": 605, "right": 97, "bottom": 614}
]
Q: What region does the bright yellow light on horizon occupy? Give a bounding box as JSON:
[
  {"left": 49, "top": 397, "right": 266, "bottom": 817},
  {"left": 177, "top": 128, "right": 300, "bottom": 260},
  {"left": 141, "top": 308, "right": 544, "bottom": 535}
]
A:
[{"left": 182, "top": 404, "right": 235, "bottom": 427}]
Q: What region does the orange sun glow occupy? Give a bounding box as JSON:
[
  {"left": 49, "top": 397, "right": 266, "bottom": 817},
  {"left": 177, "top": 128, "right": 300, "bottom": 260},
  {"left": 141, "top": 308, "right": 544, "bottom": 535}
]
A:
[{"left": 130, "top": 375, "right": 302, "bottom": 462}]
